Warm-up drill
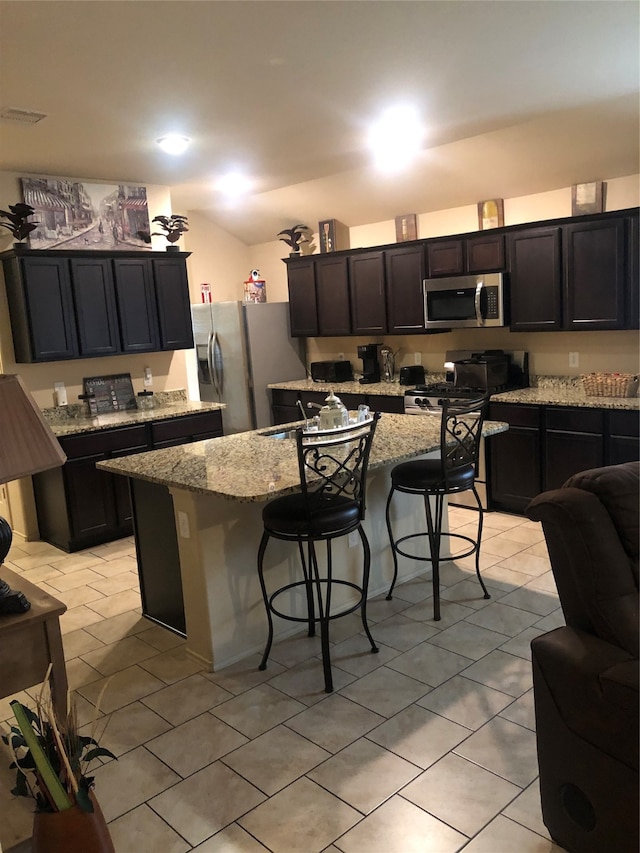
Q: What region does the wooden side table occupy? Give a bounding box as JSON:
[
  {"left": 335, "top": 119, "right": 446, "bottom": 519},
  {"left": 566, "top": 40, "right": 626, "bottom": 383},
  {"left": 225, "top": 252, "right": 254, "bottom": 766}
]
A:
[{"left": 0, "top": 565, "right": 68, "bottom": 721}]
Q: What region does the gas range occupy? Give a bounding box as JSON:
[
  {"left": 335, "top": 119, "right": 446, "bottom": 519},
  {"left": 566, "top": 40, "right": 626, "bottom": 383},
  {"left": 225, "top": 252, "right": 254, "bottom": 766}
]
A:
[{"left": 403, "top": 382, "right": 505, "bottom": 415}]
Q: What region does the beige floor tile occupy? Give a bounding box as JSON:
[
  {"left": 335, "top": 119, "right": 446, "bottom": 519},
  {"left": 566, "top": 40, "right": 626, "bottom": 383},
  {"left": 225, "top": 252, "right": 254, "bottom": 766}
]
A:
[
  {"left": 210, "top": 682, "right": 306, "bottom": 738},
  {"left": 500, "top": 524, "right": 545, "bottom": 546},
  {"left": 192, "top": 823, "right": 270, "bottom": 851},
  {"left": 150, "top": 761, "right": 266, "bottom": 847},
  {"left": 142, "top": 673, "right": 234, "bottom": 726},
  {"left": 108, "top": 803, "right": 190, "bottom": 853},
  {"left": 499, "top": 626, "right": 545, "bottom": 661},
  {"left": 202, "top": 652, "right": 285, "bottom": 696},
  {"left": 417, "top": 674, "right": 518, "bottom": 729},
  {"left": 534, "top": 609, "right": 565, "bottom": 631},
  {"left": 368, "top": 703, "right": 470, "bottom": 769},
  {"left": 148, "top": 711, "right": 248, "bottom": 777},
  {"left": 8, "top": 550, "right": 64, "bottom": 571},
  {"left": 466, "top": 601, "right": 540, "bottom": 636},
  {"left": 88, "top": 571, "right": 141, "bottom": 597},
  {"left": 60, "top": 604, "right": 105, "bottom": 633},
  {"left": 369, "top": 612, "right": 439, "bottom": 651},
  {"left": 429, "top": 620, "right": 507, "bottom": 660},
  {"left": 386, "top": 640, "right": 473, "bottom": 687},
  {"left": 267, "top": 656, "right": 355, "bottom": 705},
  {"left": 482, "top": 513, "right": 527, "bottom": 531},
  {"left": 389, "top": 574, "right": 433, "bottom": 603},
  {"left": 86, "top": 588, "right": 142, "bottom": 618},
  {"left": 403, "top": 752, "right": 521, "bottom": 836},
  {"left": 524, "top": 540, "right": 552, "bottom": 559},
  {"left": 93, "top": 745, "right": 180, "bottom": 822},
  {"left": 49, "top": 552, "right": 107, "bottom": 573},
  {"left": 365, "top": 593, "right": 410, "bottom": 621},
  {"left": 461, "top": 814, "right": 561, "bottom": 852},
  {"left": 339, "top": 666, "right": 429, "bottom": 717},
  {"left": 224, "top": 724, "right": 329, "bottom": 795},
  {"left": 328, "top": 633, "right": 399, "bottom": 676},
  {"left": 267, "top": 631, "right": 323, "bottom": 668},
  {"left": 89, "top": 539, "right": 136, "bottom": 559},
  {"left": 500, "top": 688, "right": 537, "bottom": 731},
  {"left": 89, "top": 554, "right": 139, "bottom": 577},
  {"left": 309, "top": 736, "right": 420, "bottom": 813},
  {"left": 285, "top": 693, "right": 384, "bottom": 753},
  {"left": 462, "top": 650, "right": 533, "bottom": 697},
  {"left": 41, "top": 583, "right": 105, "bottom": 609},
  {"left": 139, "top": 646, "right": 204, "bottom": 684},
  {"left": 337, "top": 794, "right": 466, "bottom": 853},
  {"left": 84, "top": 610, "right": 150, "bottom": 643},
  {"left": 66, "top": 656, "right": 103, "bottom": 690},
  {"left": 439, "top": 578, "right": 501, "bottom": 610},
  {"left": 46, "top": 566, "right": 108, "bottom": 591},
  {"left": 80, "top": 634, "right": 158, "bottom": 676},
  {"left": 498, "top": 586, "right": 559, "bottom": 616},
  {"left": 70, "top": 691, "right": 105, "bottom": 727},
  {"left": 402, "top": 597, "right": 474, "bottom": 628},
  {"left": 138, "top": 623, "right": 185, "bottom": 651},
  {"left": 503, "top": 779, "right": 551, "bottom": 840},
  {"left": 498, "top": 550, "right": 551, "bottom": 577},
  {"left": 0, "top": 690, "right": 33, "bottom": 724},
  {"left": 0, "top": 738, "right": 34, "bottom": 850},
  {"left": 78, "top": 664, "right": 165, "bottom": 714},
  {"left": 526, "top": 571, "right": 558, "bottom": 593},
  {"left": 19, "top": 564, "right": 65, "bottom": 584},
  {"left": 239, "top": 777, "right": 360, "bottom": 853},
  {"left": 455, "top": 716, "right": 539, "bottom": 788},
  {"left": 481, "top": 535, "right": 530, "bottom": 559},
  {"left": 62, "top": 627, "right": 105, "bottom": 659},
  {"left": 84, "top": 700, "right": 172, "bottom": 757},
  {"left": 480, "top": 562, "right": 539, "bottom": 591}
]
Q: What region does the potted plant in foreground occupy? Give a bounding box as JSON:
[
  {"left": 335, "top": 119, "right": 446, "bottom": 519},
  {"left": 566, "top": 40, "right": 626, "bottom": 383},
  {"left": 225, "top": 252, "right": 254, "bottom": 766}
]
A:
[
  {"left": 151, "top": 213, "right": 189, "bottom": 250},
  {"left": 2, "top": 676, "right": 116, "bottom": 853}
]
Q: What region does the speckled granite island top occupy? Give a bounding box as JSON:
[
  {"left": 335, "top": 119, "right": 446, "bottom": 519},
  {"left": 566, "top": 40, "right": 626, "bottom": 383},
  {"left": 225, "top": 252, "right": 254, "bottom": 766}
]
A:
[
  {"left": 97, "top": 413, "right": 508, "bottom": 503},
  {"left": 270, "top": 377, "right": 639, "bottom": 411}
]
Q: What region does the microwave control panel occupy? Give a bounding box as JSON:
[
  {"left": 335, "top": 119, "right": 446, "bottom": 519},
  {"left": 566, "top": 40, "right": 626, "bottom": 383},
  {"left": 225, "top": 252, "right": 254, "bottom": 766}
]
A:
[{"left": 484, "top": 286, "right": 499, "bottom": 319}]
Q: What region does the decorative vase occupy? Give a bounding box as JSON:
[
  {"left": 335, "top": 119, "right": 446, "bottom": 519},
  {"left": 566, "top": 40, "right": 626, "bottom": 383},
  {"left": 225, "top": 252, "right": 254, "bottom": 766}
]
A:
[
  {"left": 166, "top": 245, "right": 180, "bottom": 252},
  {"left": 32, "top": 794, "right": 115, "bottom": 853}
]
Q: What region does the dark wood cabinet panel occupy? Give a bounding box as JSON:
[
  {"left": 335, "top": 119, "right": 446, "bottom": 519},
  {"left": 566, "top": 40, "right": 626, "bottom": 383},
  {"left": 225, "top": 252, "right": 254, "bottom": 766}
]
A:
[
  {"left": 607, "top": 409, "right": 640, "bottom": 465},
  {"left": 508, "top": 227, "right": 562, "bottom": 331},
  {"left": 113, "top": 258, "right": 160, "bottom": 352},
  {"left": 286, "top": 259, "right": 318, "bottom": 337},
  {"left": 627, "top": 212, "right": 638, "bottom": 329},
  {"left": 427, "top": 240, "right": 464, "bottom": 277},
  {"left": 152, "top": 258, "right": 194, "bottom": 350},
  {"left": 544, "top": 430, "right": 604, "bottom": 491},
  {"left": 70, "top": 258, "right": 120, "bottom": 357},
  {"left": 316, "top": 256, "right": 350, "bottom": 335},
  {"left": 4, "top": 256, "right": 78, "bottom": 362},
  {"left": 488, "top": 403, "right": 542, "bottom": 513},
  {"left": 385, "top": 245, "right": 426, "bottom": 333},
  {"left": 348, "top": 251, "right": 386, "bottom": 334},
  {"left": 466, "top": 234, "right": 505, "bottom": 273},
  {"left": 563, "top": 218, "right": 626, "bottom": 330},
  {"left": 368, "top": 394, "right": 405, "bottom": 413}
]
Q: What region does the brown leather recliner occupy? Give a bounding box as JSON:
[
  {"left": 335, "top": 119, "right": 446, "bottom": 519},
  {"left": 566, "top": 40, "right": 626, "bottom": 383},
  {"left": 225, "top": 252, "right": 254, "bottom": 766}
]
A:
[{"left": 526, "top": 461, "right": 639, "bottom": 853}]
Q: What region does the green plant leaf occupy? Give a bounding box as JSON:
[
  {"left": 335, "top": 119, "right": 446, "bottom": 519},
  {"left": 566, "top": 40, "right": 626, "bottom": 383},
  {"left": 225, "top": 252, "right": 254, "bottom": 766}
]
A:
[
  {"left": 75, "top": 785, "right": 94, "bottom": 813},
  {"left": 83, "top": 747, "right": 117, "bottom": 762}
]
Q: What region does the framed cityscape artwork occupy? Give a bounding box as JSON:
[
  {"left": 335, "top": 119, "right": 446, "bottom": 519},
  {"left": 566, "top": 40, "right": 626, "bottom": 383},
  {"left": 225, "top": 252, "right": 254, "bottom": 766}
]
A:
[{"left": 21, "top": 176, "right": 152, "bottom": 250}]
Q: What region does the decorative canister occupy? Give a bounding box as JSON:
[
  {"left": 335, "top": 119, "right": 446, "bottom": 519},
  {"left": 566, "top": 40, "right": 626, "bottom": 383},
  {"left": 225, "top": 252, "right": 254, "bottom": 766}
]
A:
[
  {"left": 137, "top": 390, "right": 155, "bottom": 411},
  {"left": 244, "top": 269, "right": 267, "bottom": 303}
]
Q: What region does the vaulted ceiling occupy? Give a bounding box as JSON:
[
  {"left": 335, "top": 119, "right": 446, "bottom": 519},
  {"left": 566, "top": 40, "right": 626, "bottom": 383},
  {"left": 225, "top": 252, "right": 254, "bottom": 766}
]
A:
[{"left": 1, "top": 1, "right": 638, "bottom": 244}]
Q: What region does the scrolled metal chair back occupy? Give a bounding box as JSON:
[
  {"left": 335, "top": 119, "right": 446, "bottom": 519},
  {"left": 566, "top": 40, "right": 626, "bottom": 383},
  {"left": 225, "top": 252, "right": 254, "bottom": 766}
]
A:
[{"left": 440, "top": 394, "right": 490, "bottom": 487}]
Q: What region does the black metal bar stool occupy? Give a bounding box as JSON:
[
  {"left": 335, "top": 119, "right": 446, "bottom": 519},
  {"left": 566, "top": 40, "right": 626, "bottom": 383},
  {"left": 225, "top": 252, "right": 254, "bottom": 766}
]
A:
[
  {"left": 385, "top": 394, "right": 491, "bottom": 620},
  {"left": 257, "top": 412, "right": 381, "bottom": 693}
]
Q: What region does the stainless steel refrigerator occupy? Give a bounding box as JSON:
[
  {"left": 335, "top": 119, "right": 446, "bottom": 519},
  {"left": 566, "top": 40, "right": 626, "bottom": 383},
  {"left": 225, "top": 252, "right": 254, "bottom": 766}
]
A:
[{"left": 191, "top": 301, "right": 307, "bottom": 434}]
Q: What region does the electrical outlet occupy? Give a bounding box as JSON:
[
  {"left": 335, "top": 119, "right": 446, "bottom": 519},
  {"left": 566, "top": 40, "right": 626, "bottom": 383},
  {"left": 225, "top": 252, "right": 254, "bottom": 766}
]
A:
[
  {"left": 143, "top": 366, "right": 153, "bottom": 387},
  {"left": 414, "top": 352, "right": 422, "bottom": 365},
  {"left": 348, "top": 531, "right": 359, "bottom": 548},
  {"left": 569, "top": 352, "right": 580, "bottom": 368},
  {"left": 53, "top": 381, "right": 67, "bottom": 406},
  {"left": 177, "top": 511, "right": 190, "bottom": 539},
  {"left": 337, "top": 352, "right": 344, "bottom": 360}
]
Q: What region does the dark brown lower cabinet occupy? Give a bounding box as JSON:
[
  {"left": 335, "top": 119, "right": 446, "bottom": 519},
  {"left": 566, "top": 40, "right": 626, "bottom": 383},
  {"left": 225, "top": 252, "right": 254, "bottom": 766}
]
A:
[
  {"left": 488, "top": 403, "right": 638, "bottom": 514},
  {"left": 33, "top": 411, "right": 222, "bottom": 552}
]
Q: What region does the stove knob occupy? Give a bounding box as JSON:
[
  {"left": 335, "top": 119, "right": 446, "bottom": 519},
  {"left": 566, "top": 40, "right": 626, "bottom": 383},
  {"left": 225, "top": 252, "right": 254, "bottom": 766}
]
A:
[{"left": 416, "top": 397, "right": 425, "bottom": 406}]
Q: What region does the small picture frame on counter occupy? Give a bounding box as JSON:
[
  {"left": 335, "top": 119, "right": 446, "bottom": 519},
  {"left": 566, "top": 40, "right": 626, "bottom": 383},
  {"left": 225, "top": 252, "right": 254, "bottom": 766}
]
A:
[
  {"left": 477, "top": 199, "right": 504, "bottom": 230},
  {"left": 571, "top": 181, "right": 605, "bottom": 216},
  {"left": 319, "top": 219, "right": 350, "bottom": 253},
  {"left": 395, "top": 214, "right": 417, "bottom": 242}
]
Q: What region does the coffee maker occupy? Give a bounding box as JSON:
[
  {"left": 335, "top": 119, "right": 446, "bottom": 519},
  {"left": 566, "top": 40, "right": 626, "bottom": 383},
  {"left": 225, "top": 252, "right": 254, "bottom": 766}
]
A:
[{"left": 357, "top": 343, "right": 381, "bottom": 384}]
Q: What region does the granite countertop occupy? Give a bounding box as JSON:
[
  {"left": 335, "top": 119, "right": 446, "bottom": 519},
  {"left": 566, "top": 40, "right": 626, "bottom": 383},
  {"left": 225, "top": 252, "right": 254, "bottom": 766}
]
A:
[
  {"left": 43, "top": 393, "right": 225, "bottom": 438},
  {"left": 97, "top": 413, "right": 508, "bottom": 503},
  {"left": 270, "top": 376, "right": 640, "bottom": 411}
]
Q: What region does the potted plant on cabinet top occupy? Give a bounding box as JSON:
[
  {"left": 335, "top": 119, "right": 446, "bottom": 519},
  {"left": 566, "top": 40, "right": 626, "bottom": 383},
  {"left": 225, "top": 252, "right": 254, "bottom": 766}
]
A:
[
  {"left": 2, "top": 678, "right": 117, "bottom": 853},
  {"left": 151, "top": 214, "right": 189, "bottom": 251},
  {"left": 0, "top": 202, "right": 39, "bottom": 245}
]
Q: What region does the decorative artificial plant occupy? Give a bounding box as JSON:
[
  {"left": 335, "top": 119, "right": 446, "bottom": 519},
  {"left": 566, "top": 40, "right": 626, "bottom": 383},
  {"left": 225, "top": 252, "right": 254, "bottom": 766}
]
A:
[
  {"left": 277, "top": 224, "right": 312, "bottom": 254},
  {"left": 151, "top": 214, "right": 189, "bottom": 244},
  {"left": 0, "top": 203, "right": 39, "bottom": 242},
  {"left": 1, "top": 675, "right": 115, "bottom": 814}
]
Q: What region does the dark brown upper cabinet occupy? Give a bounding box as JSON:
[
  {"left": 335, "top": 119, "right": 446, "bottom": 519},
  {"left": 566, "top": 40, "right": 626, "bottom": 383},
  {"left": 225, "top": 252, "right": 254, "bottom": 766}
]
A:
[
  {"left": 113, "top": 257, "right": 160, "bottom": 352},
  {"left": 466, "top": 234, "right": 505, "bottom": 272},
  {"left": 427, "top": 233, "right": 504, "bottom": 277},
  {"left": 426, "top": 239, "right": 464, "bottom": 277},
  {"left": 628, "top": 211, "right": 639, "bottom": 329},
  {"left": 70, "top": 257, "right": 120, "bottom": 357},
  {"left": 348, "top": 251, "right": 386, "bottom": 335},
  {"left": 508, "top": 227, "right": 563, "bottom": 331},
  {"left": 286, "top": 257, "right": 318, "bottom": 337},
  {"left": 385, "top": 244, "right": 427, "bottom": 333},
  {"left": 152, "top": 257, "right": 194, "bottom": 350},
  {"left": 315, "top": 256, "right": 351, "bottom": 336}
]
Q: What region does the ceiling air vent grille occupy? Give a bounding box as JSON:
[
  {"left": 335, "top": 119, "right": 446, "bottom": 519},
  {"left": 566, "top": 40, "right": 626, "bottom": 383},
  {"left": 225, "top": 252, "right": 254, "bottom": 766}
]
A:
[{"left": 0, "top": 107, "right": 47, "bottom": 123}]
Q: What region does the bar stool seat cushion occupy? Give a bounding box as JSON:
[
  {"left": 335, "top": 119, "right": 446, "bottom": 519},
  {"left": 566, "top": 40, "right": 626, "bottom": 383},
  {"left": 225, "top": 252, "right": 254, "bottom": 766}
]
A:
[
  {"left": 263, "top": 493, "right": 360, "bottom": 538},
  {"left": 391, "top": 459, "right": 475, "bottom": 493}
]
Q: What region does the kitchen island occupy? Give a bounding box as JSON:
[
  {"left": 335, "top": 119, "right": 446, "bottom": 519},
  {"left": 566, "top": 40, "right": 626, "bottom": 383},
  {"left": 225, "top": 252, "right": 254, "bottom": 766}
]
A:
[{"left": 97, "top": 413, "right": 508, "bottom": 671}]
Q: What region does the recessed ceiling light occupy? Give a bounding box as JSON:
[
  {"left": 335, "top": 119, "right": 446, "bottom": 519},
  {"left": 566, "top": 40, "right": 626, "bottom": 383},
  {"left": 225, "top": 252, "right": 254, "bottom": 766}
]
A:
[
  {"left": 216, "top": 173, "right": 253, "bottom": 198},
  {"left": 156, "top": 135, "right": 190, "bottom": 155},
  {"left": 368, "top": 106, "right": 425, "bottom": 172}
]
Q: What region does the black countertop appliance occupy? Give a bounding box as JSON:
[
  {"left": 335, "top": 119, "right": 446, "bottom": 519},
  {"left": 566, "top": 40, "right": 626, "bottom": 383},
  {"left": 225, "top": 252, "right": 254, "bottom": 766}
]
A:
[
  {"left": 453, "top": 350, "right": 511, "bottom": 391},
  {"left": 357, "top": 343, "right": 382, "bottom": 384}
]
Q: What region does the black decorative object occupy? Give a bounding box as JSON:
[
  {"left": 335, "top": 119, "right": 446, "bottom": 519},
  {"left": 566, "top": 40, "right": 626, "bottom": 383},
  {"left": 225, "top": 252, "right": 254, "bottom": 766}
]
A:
[
  {"left": 277, "top": 224, "right": 312, "bottom": 255},
  {"left": 0, "top": 203, "right": 38, "bottom": 243},
  {"left": 151, "top": 214, "right": 189, "bottom": 248}
]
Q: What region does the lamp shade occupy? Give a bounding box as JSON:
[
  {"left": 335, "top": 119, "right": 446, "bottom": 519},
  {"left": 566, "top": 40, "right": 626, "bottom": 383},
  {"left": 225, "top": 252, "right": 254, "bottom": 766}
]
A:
[{"left": 0, "top": 374, "right": 66, "bottom": 485}]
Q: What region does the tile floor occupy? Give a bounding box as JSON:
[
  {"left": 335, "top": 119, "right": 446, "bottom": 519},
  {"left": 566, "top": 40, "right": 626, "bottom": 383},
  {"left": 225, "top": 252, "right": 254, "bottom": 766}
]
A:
[{"left": 1, "top": 506, "right": 566, "bottom": 853}]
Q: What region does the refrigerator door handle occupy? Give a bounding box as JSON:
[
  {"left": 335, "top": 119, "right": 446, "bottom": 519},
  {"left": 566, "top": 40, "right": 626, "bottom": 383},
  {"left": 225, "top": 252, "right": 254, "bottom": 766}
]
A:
[
  {"left": 210, "top": 330, "right": 223, "bottom": 397},
  {"left": 207, "top": 331, "right": 218, "bottom": 396}
]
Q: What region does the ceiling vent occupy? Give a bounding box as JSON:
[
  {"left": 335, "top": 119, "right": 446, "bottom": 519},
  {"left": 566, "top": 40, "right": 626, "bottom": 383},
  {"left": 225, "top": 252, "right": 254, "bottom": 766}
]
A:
[{"left": 0, "top": 107, "right": 47, "bottom": 123}]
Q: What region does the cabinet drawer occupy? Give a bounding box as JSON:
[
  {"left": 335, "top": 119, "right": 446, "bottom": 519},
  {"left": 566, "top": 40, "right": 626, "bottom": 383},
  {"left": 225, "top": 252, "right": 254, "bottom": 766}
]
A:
[
  {"left": 369, "top": 395, "right": 405, "bottom": 414},
  {"left": 271, "top": 389, "right": 300, "bottom": 407},
  {"left": 609, "top": 410, "right": 639, "bottom": 437},
  {"left": 545, "top": 407, "right": 603, "bottom": 433},
  {"left": 60, "top": 425, "right": 149, "bottom": 459},
  {"left": 489, "top": 403, "right": 540, "bottom": 428},
  {"left": 150, "top": 411, "right": 222, "bottom": 444}
]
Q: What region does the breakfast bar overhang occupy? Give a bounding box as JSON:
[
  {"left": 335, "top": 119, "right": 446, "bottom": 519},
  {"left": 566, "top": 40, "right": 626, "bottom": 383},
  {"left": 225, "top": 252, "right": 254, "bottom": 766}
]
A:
[{"left": 97, "top": 414, "right": 508, "bottom": 671}]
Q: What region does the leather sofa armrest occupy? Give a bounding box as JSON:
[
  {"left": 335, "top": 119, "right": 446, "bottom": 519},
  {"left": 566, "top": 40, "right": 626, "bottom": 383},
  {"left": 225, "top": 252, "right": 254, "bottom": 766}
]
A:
[{"left": 600, "top": 659, "right": 639, "bottom": 714}]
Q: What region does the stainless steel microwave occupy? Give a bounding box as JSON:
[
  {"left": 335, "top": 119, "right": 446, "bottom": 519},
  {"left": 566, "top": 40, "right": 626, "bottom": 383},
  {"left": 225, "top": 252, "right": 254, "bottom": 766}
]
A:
[{"left": 423, "top": 272, "right": 506, "bottom": 329}]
